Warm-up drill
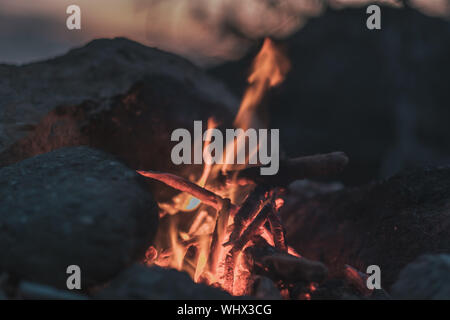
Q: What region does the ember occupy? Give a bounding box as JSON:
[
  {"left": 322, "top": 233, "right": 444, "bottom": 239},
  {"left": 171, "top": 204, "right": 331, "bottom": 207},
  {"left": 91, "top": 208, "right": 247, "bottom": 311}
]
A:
[{"left": 138, "top": 38, "right": 348, "bottom": 297}]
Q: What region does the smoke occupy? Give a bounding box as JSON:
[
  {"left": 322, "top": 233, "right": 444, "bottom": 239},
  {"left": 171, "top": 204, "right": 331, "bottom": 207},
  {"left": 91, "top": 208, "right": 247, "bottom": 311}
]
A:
[
  {"left": 136, "top": 0, "right": 326, "bottom": 65},
  {"left": 1, "top": 0, "right": 448, "bottom": 65},
  {"left": 135, "top": 0, "right": 449, "bottom": 65}
]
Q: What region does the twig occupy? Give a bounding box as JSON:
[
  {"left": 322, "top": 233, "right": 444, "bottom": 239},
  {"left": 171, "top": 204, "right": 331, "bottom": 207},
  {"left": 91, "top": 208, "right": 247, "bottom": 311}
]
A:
[
  {"left": 223, "top": 203, "right": 272, "bottom": 293},
  {"left": 137, "top": 170, "right": 239, "bottom": 215},
  {"left": 268, "top": 211, "right": 287, "bottom": 252},
  {"left": 244, "top": 237, "right": 328, "bottom": 283},
  {"left": 224, "top": 185, "right": 270, "bottom": 246},
  {"left": 207, "top": 198, "right": 231, "bottom": 272},
  {"left": 343, "top": 264, "right": 373, "bottom": 296}
]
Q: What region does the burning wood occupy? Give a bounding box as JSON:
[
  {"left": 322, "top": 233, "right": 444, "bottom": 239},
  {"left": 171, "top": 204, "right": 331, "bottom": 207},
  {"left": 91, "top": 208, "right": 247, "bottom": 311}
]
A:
[
  {"left": 137, "top": 170, "right": 239, "bottom": 214},
  {"left": 223, "top": 203, "right": 273, "bottom": 294},
  {"left": 343, "top": 264, "right": 374, "bottom": 297},
  {"left": 137, "top": 37, "right": 347, "bottom": 298},
  {"left": 225, "top": 185, "right": 271, "bottom": 246},
  {"left": 267, "top": 207, "right": 287, "bottom": 252},
  {"left": 207, "top": 198, "right": 231, "bottom": 273},
  {"left": 244, "top": 237, "right": 328, "bottom": 284},
  {"left": 138, "top": 148, "right": 341, "bottom": 296}
]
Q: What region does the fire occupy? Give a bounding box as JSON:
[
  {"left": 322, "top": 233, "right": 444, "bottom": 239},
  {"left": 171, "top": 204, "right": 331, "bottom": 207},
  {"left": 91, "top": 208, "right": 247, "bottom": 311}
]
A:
[
  {"left": 141, "top": 38, "right": 292, "bottom": 295},
  {"left": 234, "top": 38, "right": 291, "bottom": 131}
]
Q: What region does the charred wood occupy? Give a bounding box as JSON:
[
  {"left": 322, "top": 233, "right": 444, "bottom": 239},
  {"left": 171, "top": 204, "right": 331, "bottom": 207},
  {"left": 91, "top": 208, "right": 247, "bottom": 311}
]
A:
[{"left": 229, "top": 152, "right": 348, "bottom": 186}]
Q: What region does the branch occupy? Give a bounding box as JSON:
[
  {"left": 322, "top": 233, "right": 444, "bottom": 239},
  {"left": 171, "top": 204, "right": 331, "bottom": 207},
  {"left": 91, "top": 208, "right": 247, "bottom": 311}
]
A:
[
  {"left": 225, "top": 185, "right": 270, "bottom": 246},
  {"left": 244, "top": 237, "right": 328, "bottom": 283},
  {"left": 137, "top": 170, "right": 239, "bottom": 214},
  {"left": 208, "top": 199, "right": 231, "bottom": 272},
  {"left": 223, "top": 203, "right": 272, "bottom": 293},
  {"left": 228, "top": 152, "right": 349, "bottom": 186}
]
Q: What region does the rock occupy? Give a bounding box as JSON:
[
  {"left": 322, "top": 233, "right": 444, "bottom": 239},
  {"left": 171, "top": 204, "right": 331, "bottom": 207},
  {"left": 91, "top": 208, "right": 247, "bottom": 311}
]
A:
[
  {"left": 0, "top": 75, "right": 235, "bottom": 201},
  {"left": 281, "top": 166, "right": 450, "bottom": 290},
  {"left": 391, "top": 254, "right": 450, "bottom": 300},
  {"left": 96, "top": 264, "right": 232, "bottom": 300},
  {"left": 250, "top": 276, "right": 282, "bottom": 300},
  {"left": 0, "top": 37, "right": 238, "bottom": 163},
  {"left": 17, "top": 281, "right": 89, "bottom": 300},
  {"left": 210, "top": 7, "right": 450, "bottom": 185},
  {"left": 0, "top": 146, "right": 159, "bottom": 289}
]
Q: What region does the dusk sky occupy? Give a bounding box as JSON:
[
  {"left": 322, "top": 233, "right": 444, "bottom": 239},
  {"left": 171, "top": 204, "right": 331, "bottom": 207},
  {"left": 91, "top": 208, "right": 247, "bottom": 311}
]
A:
[{"left": 1, "top": 0, "right": 449, "bottom": 65}]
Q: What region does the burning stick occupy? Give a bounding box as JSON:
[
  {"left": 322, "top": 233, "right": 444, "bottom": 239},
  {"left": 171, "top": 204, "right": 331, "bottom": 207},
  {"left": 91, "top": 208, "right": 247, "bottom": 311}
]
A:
[
  {"left": 224, "top": 185, "right": 270, "bottom": 246},
  {"left": 343, "top": 264, "right": 373, "bottom": 296},
  {"left": 233, "top": 203, "right": 271, "bottom": 251},
  {"left": 244, "top": 237, "right": 328, "bottom": 284},
  {"left": 207, "top": 198, "right": 231, "bottom": 273},
  {"left": 267, "top": 211, "right": 287, "bottom": 252},
  {"left": 228, "top": 152, "right": 349, "bottom": 186},
  {"left": 137, "top": 170, "right": 239, "bottom": 214},
  {"left": 223, "top": 203, "right": 272, "bottom": 293}
]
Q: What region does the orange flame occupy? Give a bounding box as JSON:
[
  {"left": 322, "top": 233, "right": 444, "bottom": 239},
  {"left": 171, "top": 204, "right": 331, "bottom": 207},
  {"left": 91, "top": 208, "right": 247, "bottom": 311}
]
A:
[
  {"left": 234, "top": 38, "right": 291, "bottom": 130},
  {"left": 222, "top": 38, "right": 290, "bottom": 176},
  {"left": 148, "top": 38, "right": 292, "bottom": 295}
]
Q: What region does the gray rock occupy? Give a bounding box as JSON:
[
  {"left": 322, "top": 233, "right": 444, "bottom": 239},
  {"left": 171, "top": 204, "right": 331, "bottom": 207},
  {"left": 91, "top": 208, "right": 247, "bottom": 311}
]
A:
[
  {"left": 96, "top": 264, "right": 232, "bottom": 300},
  {"left": 282, "top": 166, "right": 450, "bottom": 289},
  {"left": 0, "top": 146, "right": 158, "bottom": 289},
  {"left": 392, "top": 254, "right": 450, "bottom": 300},
  {"left": 250, "top": 276, "right": 282, "bottom": 300},
  {"left": 0, "top": 37, "right": 238, "bottom": 157},
  {"left": 0, "top": 74, "right": 235, "bottom": 202}
]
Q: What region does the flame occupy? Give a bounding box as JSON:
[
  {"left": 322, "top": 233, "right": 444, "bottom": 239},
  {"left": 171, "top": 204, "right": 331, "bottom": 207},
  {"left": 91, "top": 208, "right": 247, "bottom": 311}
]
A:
[
  {"left": 222, "top": 38, "right": 290, "bottom": 177},
  {"left": 174, "top": 118, "right": 219, "bottom": 212},
  {"left": 234, "top": 38, "right": 291, "bottom": 130},
  {"left": 147, "top": 38, "right": 292, "bottom": 295}
]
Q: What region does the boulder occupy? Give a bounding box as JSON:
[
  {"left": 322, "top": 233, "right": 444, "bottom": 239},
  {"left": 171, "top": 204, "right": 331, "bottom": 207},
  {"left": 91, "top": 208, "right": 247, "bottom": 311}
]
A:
[
  {"left": 0, "top": 37, "right": 238, "bottom": 167},
  {"left": 281, "top": 166, "right": 450, "bottom": 290},
  {"left": 391, "top": 254, "right": 450, "bottom": 300},
  {"left": 0, "top": 146, "right": 159, "bottom": 289}
]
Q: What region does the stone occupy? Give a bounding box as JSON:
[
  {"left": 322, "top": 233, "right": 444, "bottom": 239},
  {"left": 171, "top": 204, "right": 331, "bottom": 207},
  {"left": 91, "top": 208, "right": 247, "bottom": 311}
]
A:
[
  {"left": 281, "top": 166, "right": 450, "bottom": 289},
  {"left": 391, "top": 254, "right": 450, "bottom": 300},
  {"left": 0, "top": 146, "right": 159, "bottom": 289}
]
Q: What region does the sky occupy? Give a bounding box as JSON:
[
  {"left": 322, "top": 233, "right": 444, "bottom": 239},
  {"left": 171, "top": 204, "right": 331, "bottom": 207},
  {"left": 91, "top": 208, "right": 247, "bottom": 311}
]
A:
[{"left": 0, "top": 0, "right": 449, "bottom": 65}]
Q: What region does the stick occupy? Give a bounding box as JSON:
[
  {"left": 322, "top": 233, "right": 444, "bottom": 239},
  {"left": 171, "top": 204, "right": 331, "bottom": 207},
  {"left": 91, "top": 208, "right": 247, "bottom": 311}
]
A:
[
  {"left": 243, "top": 237, "right": 327, "bottom": 283},
  {"left": 234, "top": 204, "right": 271, "bottom": 251},
  {"left": 228, "top": 152, "right": 349, "bottom": 186},
  {"left": 343, "top": 264, "right": 373, "bottom": 296},
  {"left": 268, "top": 211, "right": 287, "bottom": 252},
  {"left": 137, "top": 170, "right": 239, "bottom": 215},
  {"left": 208, "top": 198, "right": 231, "bottom": 272},
  {"left": 224, "top": 185, "right": 270, "bottom": 246},
  {"left": 223, "top": 203, "right": 272, "bottom": 293}
]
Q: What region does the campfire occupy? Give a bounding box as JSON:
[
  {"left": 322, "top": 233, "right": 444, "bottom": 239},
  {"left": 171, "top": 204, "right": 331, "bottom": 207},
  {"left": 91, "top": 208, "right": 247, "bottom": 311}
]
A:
[{"left": 137, "top": 38, "right": 349, "bottom": 298}]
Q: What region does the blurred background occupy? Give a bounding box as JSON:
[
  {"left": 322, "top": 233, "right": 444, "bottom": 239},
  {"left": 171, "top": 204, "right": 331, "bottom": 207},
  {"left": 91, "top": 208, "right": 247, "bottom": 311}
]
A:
[{"left": 1, "top": 0, "right": 450, "bottom": 185}]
